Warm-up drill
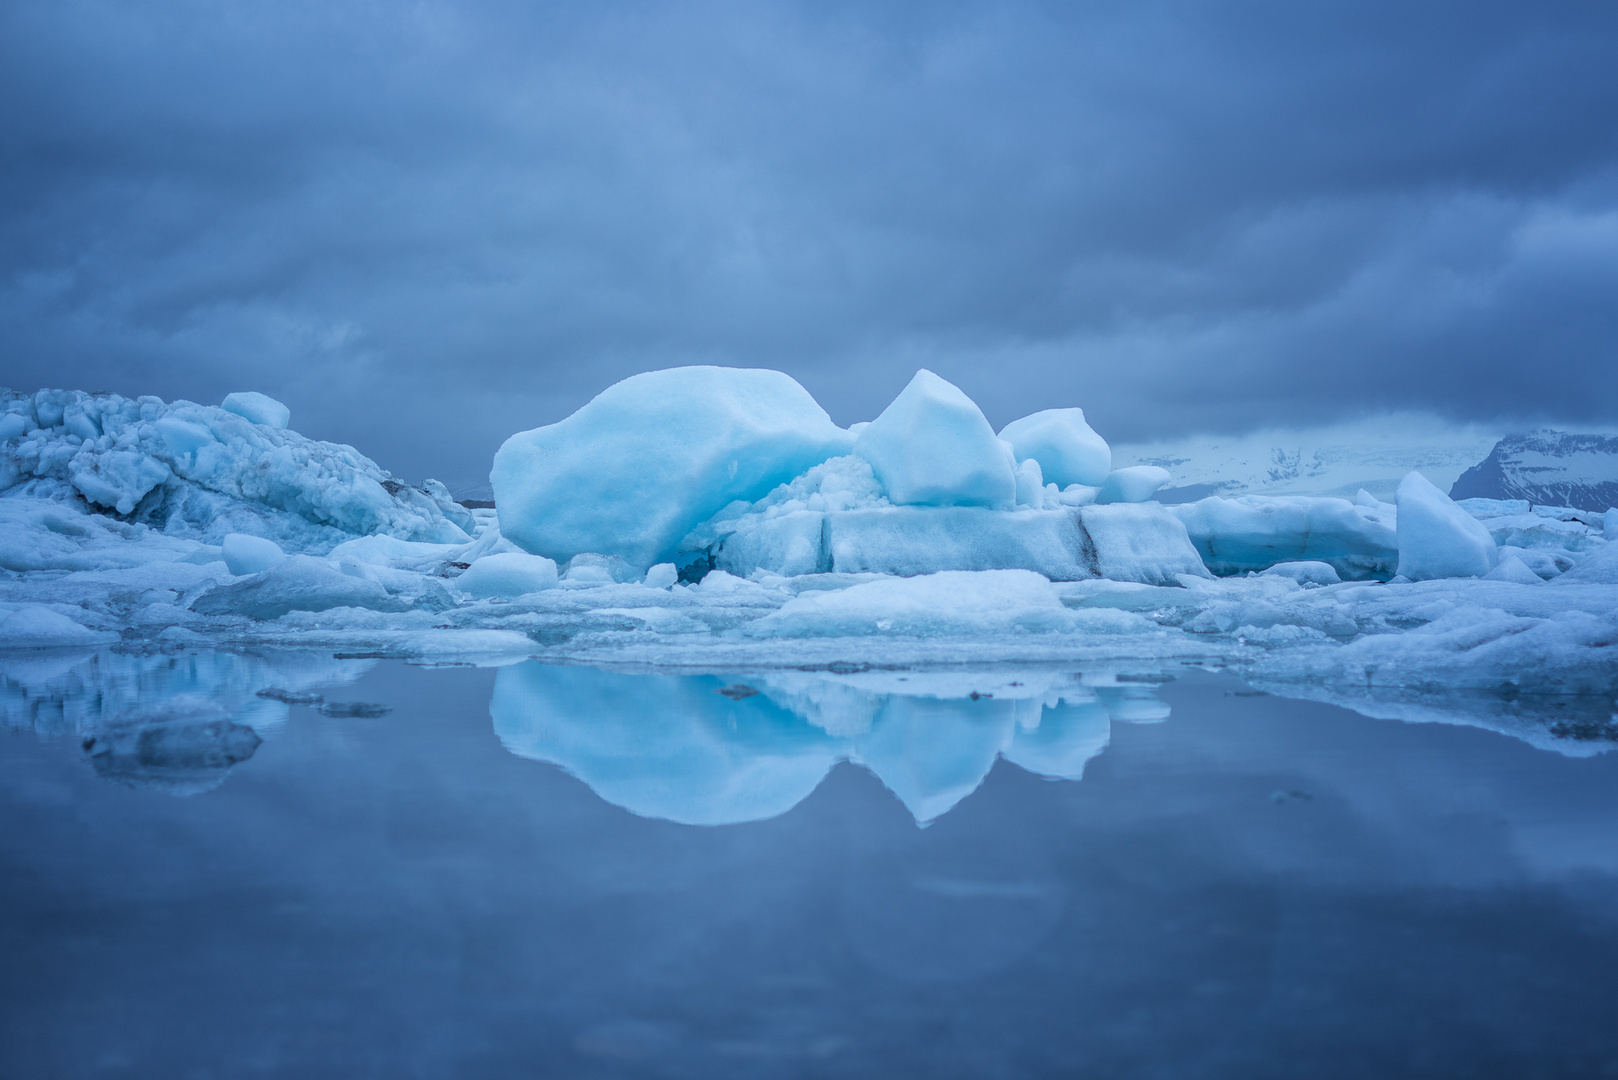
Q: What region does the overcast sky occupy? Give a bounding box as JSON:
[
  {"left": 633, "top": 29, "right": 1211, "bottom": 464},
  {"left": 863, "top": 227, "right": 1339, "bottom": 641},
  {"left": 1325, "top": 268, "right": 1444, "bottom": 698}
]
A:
[{"left": 4, "top": 0, "right": 1617, "bottom": 490}]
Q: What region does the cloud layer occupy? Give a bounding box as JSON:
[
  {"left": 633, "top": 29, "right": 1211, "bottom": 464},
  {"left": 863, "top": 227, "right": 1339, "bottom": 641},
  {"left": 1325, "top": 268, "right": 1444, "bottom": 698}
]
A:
[{"left": 4, "top": 0, "right": 1617, "bottom": 487}]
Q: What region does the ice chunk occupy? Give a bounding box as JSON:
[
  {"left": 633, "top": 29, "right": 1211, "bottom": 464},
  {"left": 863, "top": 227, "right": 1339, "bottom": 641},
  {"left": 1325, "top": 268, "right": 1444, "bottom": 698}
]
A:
[
  {"left": 491, "top": 367, "right": 852, "bottom": 569},
  {"left": 1096, "top": 465, "right": 1172, "bottom": 504},
  {"left": 220, "top": 392, "right": 291, "bottom": 430},
  {"left": 998, "top": 408, "right": 1111, "bottom": 487},
  {"left": 190, "top": 555, "right": 409, "bottom": 619},
  {"left": 1259, "top": 561, "right": 1342, "bottom": 586},
  {"left": 644, "top": 562, "right": 678, "bottom": 589},
  {"left": 562, "top": 553, "right": 640, "bottom": 585},
  {"left": 1079, "top": 504, "right": 1212, "bottom": 585},
  {"left": 1396, "top": 471, "right": 1498, "bottom": 580},
  {"left": 1172, "top": 495, "right": 1398, "bottom": 579},
  {"left": 222, "top": 533, "right": 285, "bottom": 576},
  {"left": 853, "top": 370, "right": 1015, "bottom": 508},
  {"left": 455, "top": 552, "right": 559, "bottom": 597},
  {"left": 1482, "top": 555, "right": 1545, "bottom": 584},
  {"left": 1554, "top": 541, "right": 1618, "bottom": 585},
  {"left": 1606, "top": 508, "right": 1617, "bottom": 540}
]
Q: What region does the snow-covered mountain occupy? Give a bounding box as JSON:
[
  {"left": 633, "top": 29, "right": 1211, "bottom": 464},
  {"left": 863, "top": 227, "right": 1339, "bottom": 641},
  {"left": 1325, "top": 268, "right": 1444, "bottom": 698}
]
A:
[
  {"left": 1449, "top": 430, "right": 1618, "bottom": 512},
  {"left": 1111, "top": 416, "right": 1502, "bottom": 503}
]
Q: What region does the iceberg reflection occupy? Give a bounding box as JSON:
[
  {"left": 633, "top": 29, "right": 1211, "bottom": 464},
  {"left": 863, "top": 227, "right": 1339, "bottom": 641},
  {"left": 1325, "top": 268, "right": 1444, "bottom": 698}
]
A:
[{"left": 491, "top": 662, "right": 1173, "bottom": 824}]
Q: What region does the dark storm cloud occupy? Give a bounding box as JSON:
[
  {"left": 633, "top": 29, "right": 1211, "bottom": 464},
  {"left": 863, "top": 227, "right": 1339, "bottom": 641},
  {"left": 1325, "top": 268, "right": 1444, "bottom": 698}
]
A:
[{"left": 3, "top": 0, "right": 1617, "bottom": 486}]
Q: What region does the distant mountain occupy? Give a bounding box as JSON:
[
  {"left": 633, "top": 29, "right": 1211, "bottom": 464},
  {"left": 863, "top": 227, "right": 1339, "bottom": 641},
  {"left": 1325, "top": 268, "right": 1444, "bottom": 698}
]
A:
[
  {"left": 1112, "top": 416, "right": 1501, "bottom": 503},
  {"left": 1450, "top": 430, "right": 1618, "bottom": 512}
]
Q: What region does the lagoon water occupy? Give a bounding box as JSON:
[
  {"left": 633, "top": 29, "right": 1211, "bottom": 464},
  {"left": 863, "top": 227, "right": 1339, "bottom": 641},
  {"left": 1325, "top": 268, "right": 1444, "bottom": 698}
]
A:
[{"left": 4, "top": 653, "right": 1618, "bottom": 1078}]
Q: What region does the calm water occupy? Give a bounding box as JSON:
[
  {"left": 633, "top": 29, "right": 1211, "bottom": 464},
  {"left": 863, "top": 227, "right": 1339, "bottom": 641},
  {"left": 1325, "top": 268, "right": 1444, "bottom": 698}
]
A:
[{"left": 3, "top": 653, "right": 1618, "bottom": 1079}]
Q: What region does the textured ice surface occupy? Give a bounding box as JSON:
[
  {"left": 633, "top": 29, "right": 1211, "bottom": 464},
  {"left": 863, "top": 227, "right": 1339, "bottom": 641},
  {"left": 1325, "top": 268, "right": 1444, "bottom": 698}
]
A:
[
  {"left": 454, "top": 553, "right": 559, "bottom": 598},
  {"left": 1, "top": 389, "right": 472, "bottom": 548},
  {"left": 1396, "top": 471, "right": 1499, "bottom": 581},
  {"left": 492, "top": 367, "right": 851, "bottom": 570},
  {"left": 854, "top": 370, "right": 1015, "bottom": 508},
  {"left": 998, "top": 408, "right": 1111, "bottom": 487},
  {"left": 219, "top": 392, "right": 291, "bottom": 430}
]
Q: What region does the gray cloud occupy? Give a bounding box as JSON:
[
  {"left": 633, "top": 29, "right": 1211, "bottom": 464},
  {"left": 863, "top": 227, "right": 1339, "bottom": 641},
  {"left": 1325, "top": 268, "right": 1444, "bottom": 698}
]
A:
[{"left": 3, "top": 0, "right": 1617, "bottom": 489}]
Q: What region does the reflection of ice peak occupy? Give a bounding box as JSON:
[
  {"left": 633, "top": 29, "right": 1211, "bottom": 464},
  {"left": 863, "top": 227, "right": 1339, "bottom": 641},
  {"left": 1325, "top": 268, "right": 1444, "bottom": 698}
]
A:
[{"left": 490, "top": 663, "right": 1172, "bottom": 826}]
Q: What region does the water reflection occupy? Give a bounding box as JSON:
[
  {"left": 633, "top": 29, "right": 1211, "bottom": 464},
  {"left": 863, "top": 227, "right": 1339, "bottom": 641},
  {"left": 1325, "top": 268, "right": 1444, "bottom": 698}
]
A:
[
  {"left": 0, "top": 649, "right": 374, "bottom": 794},
  {"left": 492, "top": 663, "right": 1173, "bottom": 825}
]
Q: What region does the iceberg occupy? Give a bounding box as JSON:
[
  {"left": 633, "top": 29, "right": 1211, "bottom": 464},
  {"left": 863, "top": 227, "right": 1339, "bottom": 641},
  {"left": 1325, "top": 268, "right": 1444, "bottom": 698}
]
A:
[
  {"left": 1, "top": 389, "right": 472, "bottom": 549},
  {"left": 491, "top": 367, "right": 852, "bottom": 570}
]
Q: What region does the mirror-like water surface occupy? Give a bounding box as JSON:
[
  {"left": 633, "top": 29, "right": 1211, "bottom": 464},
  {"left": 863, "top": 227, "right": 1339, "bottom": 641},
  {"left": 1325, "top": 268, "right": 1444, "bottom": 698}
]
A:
[{"left": 4, "top": 651, "right": 1617, "bottom": 1078}]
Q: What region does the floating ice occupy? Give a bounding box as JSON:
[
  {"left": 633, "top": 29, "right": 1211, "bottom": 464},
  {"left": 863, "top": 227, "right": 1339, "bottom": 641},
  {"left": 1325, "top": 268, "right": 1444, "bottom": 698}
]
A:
[
  {"left": 219, "top": 391, "right": 291, "bottom": 430},
  {"left": 999, "top": 408, "right": 1111, "bottom": 488},
  {"left": 190, "top": 555, "right": 410, "bottom": 619},
  {"left": 492, "top": 367, "right": 851, "bottom": 570},
  {"left": 1259, "top": 561, "right": 1342, "bottom": 586},
  {"left": 1396, "top": 471, "right": 1498, "bottom": 581},
  {"left": 853, "top": 370, "right": 1015, "bottom": 508}
]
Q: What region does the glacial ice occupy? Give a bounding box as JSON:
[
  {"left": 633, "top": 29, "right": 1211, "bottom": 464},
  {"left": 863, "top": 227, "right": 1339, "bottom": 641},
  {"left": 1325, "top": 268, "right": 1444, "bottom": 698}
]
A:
[
  {"left": 4, "top": 367, "right": 1616, "bottom": 760},
  {"left": 1, "top": 389, "right": 472, "bottom": 549},
  {"left": 853, "top": 369, "right": 1015, "bottom": 508},
  {"left": 999, "top": 408, "right": 1111, "bottom": 487},
  {"left": 1396, "top": 471, "right": 1498, "bottom": 581}
]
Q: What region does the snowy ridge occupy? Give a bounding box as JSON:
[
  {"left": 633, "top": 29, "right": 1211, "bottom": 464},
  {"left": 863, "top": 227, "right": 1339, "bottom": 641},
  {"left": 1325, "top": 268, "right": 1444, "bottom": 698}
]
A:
[{"left": 1450, "top": 430, "right": 1618, "bottom": 512}]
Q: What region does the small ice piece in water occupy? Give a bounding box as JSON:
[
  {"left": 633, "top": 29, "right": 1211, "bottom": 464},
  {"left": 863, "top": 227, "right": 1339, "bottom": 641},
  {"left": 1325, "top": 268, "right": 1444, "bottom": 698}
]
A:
[
  {"left": 1259, "top": 560, "right": 1342, "bottom": 586},
  {"left": 492, "top": 366, "right": 852, "bottom": 569},
  {"left": 644, "top": 562, "right": 678, "bottom": 588},
  {"left": 1096, "top": 465, "right": 1172, "bottom": 504},
  {"left": 1395, "top": 471, "right": 1498, "bottom": 580},
  {"left": 998, "top": 408, "right": 1111, "bottom": 487},
  {"left": 220, "top": 392, "right": 291, "bottom": 430},
  {"left": 1482, "top": 555, "right": 1545, "bottom": 584},
  {"left": 222, "top": 533, "right": 285, "bottom": 576},
  {"left": 854, "top": 369, "right": 1015, "bottom": 508},
  {"left": 455, "top": 552, "right": 560, "bottom": 597}
]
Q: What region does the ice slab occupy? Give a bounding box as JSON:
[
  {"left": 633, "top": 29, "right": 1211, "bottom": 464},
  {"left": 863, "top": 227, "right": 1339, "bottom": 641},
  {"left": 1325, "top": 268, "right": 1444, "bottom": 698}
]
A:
[
  {"left": 491, "top": 367, "right": 851, "bottom": 570},
  {"left": 854, "top": 370, "right": 1014, "bottom": 508},
  {"left": 222, "top": 533, "right": 285, "bottom": 576},
  {"left": 1080, "top": 504, "right": 1212, "bottom": 585}
]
